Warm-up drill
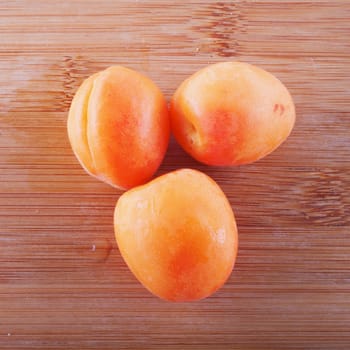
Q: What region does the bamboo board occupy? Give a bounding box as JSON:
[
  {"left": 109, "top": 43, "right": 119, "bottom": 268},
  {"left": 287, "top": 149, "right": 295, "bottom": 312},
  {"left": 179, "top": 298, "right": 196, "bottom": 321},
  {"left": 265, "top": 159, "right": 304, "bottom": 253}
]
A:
[{"left": 0, "top": 1, "right": 350, "bottom": 349}]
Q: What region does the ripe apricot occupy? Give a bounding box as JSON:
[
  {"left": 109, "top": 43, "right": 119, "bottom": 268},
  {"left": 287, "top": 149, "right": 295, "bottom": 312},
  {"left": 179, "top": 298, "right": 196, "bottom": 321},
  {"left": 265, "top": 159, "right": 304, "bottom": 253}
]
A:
[
  {"left": 170, "top": 61, "right": 295, "bottom": 166},
  {"left": 114, "top": 169, "right": 238, "bottom": 302},
  {"left": 67, "top": 66, "right": 170, "bottom": 189}
]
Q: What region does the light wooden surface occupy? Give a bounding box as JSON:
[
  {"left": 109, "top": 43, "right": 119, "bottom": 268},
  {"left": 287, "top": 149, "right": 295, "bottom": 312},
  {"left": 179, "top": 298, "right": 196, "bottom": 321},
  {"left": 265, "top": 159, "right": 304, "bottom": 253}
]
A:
[{"left": 1, "top": 1, "right": 350, "bottom": 349}]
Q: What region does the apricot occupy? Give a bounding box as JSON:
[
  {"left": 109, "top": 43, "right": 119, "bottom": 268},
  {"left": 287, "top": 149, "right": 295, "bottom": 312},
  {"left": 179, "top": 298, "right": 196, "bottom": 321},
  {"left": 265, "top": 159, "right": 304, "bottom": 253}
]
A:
[
  {"left": 114, "top": 169, "right": 238, "bottom": 302},
  {"left": 170, "top": 61, "right": 295, "bottom": 166},
  {"left": 67, "top": 66, "right": 170, "bottom": 189}
]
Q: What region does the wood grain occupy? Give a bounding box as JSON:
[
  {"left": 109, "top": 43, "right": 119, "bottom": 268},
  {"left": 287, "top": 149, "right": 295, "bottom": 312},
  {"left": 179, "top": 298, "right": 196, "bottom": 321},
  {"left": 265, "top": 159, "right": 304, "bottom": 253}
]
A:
[{"left": 0, "top": 0, "right": 350, "bottom": 349}]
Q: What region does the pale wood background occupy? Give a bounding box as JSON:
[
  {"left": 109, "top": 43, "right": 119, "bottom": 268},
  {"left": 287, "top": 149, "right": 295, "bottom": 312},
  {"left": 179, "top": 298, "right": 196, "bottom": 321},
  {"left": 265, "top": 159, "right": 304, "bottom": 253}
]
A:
[{"left": 0, "top": 1, "right": 349, "bottom": 349}]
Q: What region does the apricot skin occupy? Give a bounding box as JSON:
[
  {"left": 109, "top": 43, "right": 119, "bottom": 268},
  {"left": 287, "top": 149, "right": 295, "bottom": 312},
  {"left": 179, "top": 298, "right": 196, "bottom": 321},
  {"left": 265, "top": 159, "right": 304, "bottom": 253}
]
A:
[
  {"left": 67, "top": 66, "right": 170, "bottom": 189},
  {"left": 114, "top": 169, "right": 238, "bottom": 302},
  {"left": 170, "top": 61, "right": 296, "bottom": 166}
]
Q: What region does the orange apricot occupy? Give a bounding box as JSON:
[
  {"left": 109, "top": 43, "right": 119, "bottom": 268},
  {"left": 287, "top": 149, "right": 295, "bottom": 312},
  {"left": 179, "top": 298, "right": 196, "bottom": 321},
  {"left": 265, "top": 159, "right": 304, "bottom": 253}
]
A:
[
  {"left": 170, "top": 61, "right": 295, "bottom": 166},
  {"left": 114, "top": 169, "right": 238, "bottom": 302},
  {"left": 67, "top": 66, "right": 170, "bottom": 189}
]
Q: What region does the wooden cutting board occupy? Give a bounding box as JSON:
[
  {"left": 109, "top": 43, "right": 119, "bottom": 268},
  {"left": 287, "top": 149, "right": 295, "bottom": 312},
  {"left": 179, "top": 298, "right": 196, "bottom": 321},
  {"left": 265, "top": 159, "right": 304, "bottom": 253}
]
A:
[{"left": 1, "top": 1, "right": 349, "bottom": 349}]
